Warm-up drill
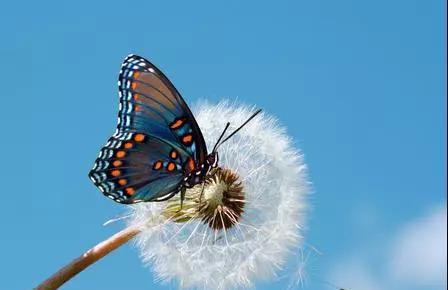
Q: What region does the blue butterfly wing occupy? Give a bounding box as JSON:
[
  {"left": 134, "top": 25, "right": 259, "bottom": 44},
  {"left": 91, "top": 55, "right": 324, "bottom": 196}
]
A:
[
  {"left": 119, "top": 55, "right": 207, "bottom": 162},
  {"left": 89, "top": 55, "right": 207, "bottom": 203}
]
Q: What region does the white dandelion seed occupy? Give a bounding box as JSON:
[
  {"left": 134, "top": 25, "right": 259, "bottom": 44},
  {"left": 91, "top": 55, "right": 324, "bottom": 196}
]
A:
[{"left": 128, "top": 101, "right": 310, "bottom": 289}]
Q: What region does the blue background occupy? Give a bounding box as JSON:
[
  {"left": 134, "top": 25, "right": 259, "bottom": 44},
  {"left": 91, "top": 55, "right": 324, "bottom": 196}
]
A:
[{"left": 0, "top": 1, "right": 445, "bottom": 289}]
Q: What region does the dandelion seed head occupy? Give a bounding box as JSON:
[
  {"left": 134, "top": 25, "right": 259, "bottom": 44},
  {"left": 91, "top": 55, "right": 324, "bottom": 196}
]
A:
[
  {"left": 166, "top": 167, "right": 246, "bottom": 231},
  {"left": 128, "top": 101, "right": 309, "bottom": 289}
]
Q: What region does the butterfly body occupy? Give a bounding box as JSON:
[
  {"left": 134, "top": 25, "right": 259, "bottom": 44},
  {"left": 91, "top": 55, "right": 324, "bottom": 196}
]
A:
[
  {"left": 89, "top": 54, "right": 216, "bottom": 204},
  {"left": 186, "top": 152, "right": 220, "bottom": 187}
]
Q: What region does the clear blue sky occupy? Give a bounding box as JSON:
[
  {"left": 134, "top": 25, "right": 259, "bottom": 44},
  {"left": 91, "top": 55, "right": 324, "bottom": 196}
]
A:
[{"left": 1, "top": 1, "right": 445, "bottom": 289}]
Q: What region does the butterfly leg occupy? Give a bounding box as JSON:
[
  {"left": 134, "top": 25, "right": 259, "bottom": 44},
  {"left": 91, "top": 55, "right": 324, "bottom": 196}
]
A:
[
  {"left": 179, "top": 187, "right": 186, "bottom": 210},
  {"left": 199, "top": 181, "right": 206, "bottom": 206}
]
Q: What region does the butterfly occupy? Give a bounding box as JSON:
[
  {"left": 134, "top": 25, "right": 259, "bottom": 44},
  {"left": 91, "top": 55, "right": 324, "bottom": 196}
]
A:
[{"left": 89, "top": 54, "right": 260, "bottom": 204}]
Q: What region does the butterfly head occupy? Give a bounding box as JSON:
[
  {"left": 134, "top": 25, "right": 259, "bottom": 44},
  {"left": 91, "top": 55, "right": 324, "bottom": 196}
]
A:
[{"left": 206, "top": 151, "right": 219, "bottom": 169}]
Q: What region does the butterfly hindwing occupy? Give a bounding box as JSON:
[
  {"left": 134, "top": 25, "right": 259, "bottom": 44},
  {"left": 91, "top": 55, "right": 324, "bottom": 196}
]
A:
[
  {"left": 89, "top": 132, "right": 187, "bottom": 203},
  {"left": 89, "top": 55, "right": 208, "bottom": 203}
]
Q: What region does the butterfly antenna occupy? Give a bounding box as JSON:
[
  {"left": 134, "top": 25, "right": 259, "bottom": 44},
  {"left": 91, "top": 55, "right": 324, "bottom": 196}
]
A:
[
  {"left": 212, "top": 122, "right": 231, "bottom": 153},
  {"left": 216, "top": 109, "right": 262, "bottom": 150}
]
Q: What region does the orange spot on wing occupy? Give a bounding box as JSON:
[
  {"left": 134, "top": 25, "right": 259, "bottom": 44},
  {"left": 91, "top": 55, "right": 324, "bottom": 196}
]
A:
[
  {"left": 133, "top": 72, "right": 140, "bottom": 78},
  {"left": 170, "top": 118, "right": 185, "bottom": 129},
  {"left": 125, "top": 187, "right": 135, "bottom": 195},
  {"left": 113, "top": 160, "right": 123, "bottom": 167},
  {"left": 133, "top": 94, "right": 140, "bottom": 101},
  {"left": 134, "top": 133, "right": 145, "bottom": 142},
  {"left": 135, "top": 105, "right": 141, "bottom": 112},
  {"left": 153, "top": 161, "right": 162, "bottom": 170},
  {"left": 167, "top": 162, "right": 176, "bottom": 172},
  {"left": 124, "top": 142, "right": 133, "bottom": 149},
  {"left": 182, "top": 134, "right": 193, "bottom": 144},
  {"left": 111, "top": 169, "right": 121, "bottom": 177},
  {"left": 118, "top": 179, "right": 127, "bottom": 186},
  {"left": 116, "top": 151, "right": 126, "bottom": 158},
  {"left": 170, "top": 150, "right": 178, "bottom": 159},
  {"left": 187, "top": 158, "right": 195, "bottom": 171},
  {"left": 131, "top": 82, "right": 137, "bottom": 90}
]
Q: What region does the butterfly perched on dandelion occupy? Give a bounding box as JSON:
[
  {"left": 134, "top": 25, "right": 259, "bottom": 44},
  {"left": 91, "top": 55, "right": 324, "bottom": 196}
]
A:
[{"left": 89, "top": 54, "right": 260, "bottom": 204}]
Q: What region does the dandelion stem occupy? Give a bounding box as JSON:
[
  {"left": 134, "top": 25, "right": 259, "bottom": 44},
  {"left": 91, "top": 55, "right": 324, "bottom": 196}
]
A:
[{"left": 35, "top": 225, "right": 141, "bottom": 290}]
